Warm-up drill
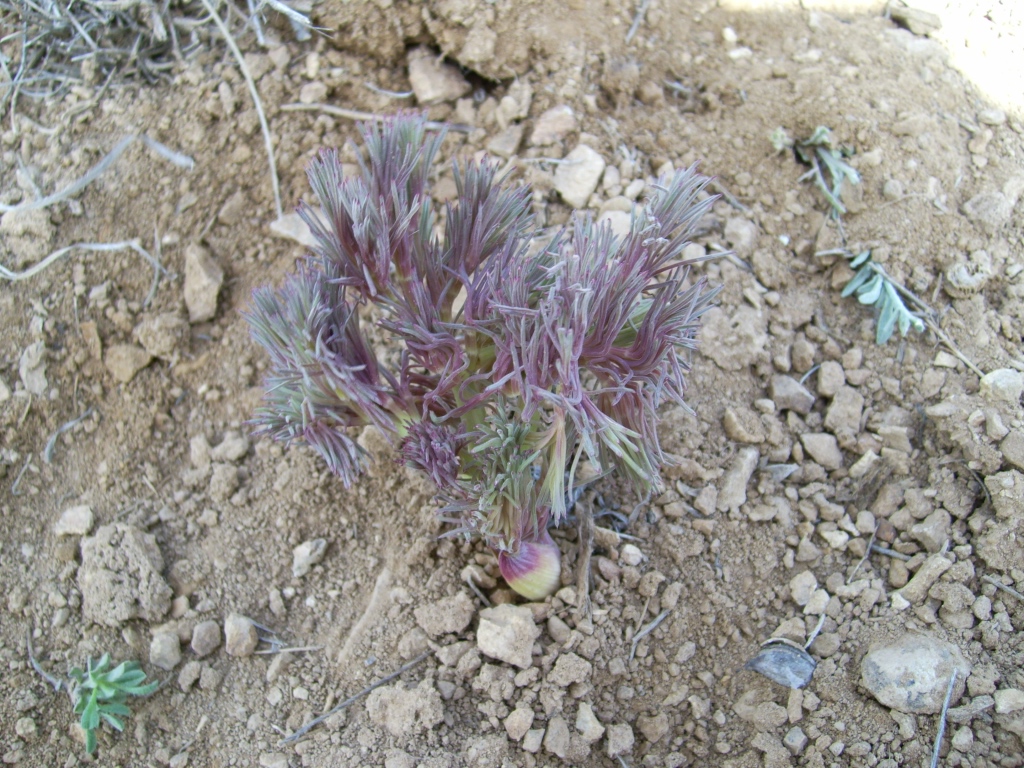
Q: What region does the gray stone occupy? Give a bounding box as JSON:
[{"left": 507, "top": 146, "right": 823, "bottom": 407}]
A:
[
  {"left": 978, "top": 108, "right": 1007, "bottom": 126},
  {"left": 888, "top": 5, "right": 941, "bottom": 35},
  {"left": 184, "top": 243, "right": 223, "bottom": 323},
  {"left": 547, "top": 653, "right": 592, "bottom": 687},
  {"left": 576, "top": 702, "right": 605, "bottom": 743},
  {"left": 824, "top": 386, "right": 864, "bottom": 435},
  {"left": 817, "top": 360, "right": 846, "bottom": 398},
  {"left": 947, "top": 694, "right": 994, "bottom": 723},
  {"left": 1001, "top": 429, "right": 1024, "bottom": 471},
  {"left": 801, "top": 433, "right": 843, "bottom": 470},
  {"left": 976, "top": 471, "right": 1024, "bottom": 571},
  {"left": 292, "top": 538, "right": 328, "bottom": 578},
  {"left": 414, "top": 592, "right": 476, "bottom": 637},
  {"left": 522, "top": 729, "right": 544, "bottom": 753},
  {"left": 504, "top": 707, "right": 534, "bottom": 741},
  {"left": 769, "top": 375, "right": 816, "bottom": 414},
  {"left": 217, "top": 190, "right": 247, "bottom": 225},
  {"left": 995, "top": 689, "right": 1024, "bottom": 714},
  {"left": 554, "top": 145, "right": 606, "bottom": 209},
  {"left": 485, "top": 124, "right": 523, "bottom": 159},
  {"left": 723, "top": 406, "right": 766, "bottom": 444},
  {"left": 789, "top": 571, "right": 818, "bottom": 606},
  {"left": 783, "top": 727, "right": 808, "bottom": 756},
  {"left": 225, "top": 613, "right": 258, "bottom": 657},
  {"left": 543, "top": 714, "right": 570, "bottom": 758},
  {"left": 0, "top": 375, "right": 10, "bottom": 402},
  {"left": 104, "top": 344, "right": 152, "bottom": 384},
  {"left": 717, "top": 446, "right": 759, "bottom": 512},
  {"left": 79, "top": 524, "right": 172, "bottom": 627},
  {"left": 980, "top": 368, "right": 1023, "bottom": 404},
  {"left": 724, "top": 217, "right": 758, "bottom": 255},
  {"left": 530, "top": 105, "right": 576, "bottom": 146},
  {"left": 55, "top": 505, "right": 94, "bottom": 537},
  {"left": 605, "top": 722, "right": 635, "bottom": 758},
  {"left": 898, "top": 553, "right": 952, "bottom": 603},
  {"left": 19, "top": 341, "right": 47, "bottom": 396},
  {"left": 150, "top": 632, "right": 182, "bottom": 671},
  {"left": 191, "top": 620, "right": 222, "bottom": 657},
  {"left": 477, "top": 604, "right": 539, "bottom": 669},
  {"left": 133, "top": 313, "right": 187, "bottom": 359},
  {"left": 910, "top": 508, "right": 951, "bottom": 552},
  {"left": 637, "top": 712, "right": 670, "bottom": 743},
  {"left": 407, "top": 47, "right": 471, "bottom": 105},
  {"left": 861, "top": 634, "right": 970, "bottom": 714}
]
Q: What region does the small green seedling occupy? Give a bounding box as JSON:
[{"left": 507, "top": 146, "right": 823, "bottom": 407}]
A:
[
  {"left": 68, "top": 654, "right": 158, "bottom": 754},
  {"left": 773, "top": 126, "right": 860, "bottom": 217},
  {"left": 837, "top": 250, "right": 925, "bottom": 344}
]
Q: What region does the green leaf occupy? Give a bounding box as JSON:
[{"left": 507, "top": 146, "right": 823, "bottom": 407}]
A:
[
  {"left": 81, "top": 696, "right": 100, "bottom": 731},
  {"left": 876, "top": 294, "right": 897, "bottom": 344},
  {"left": 849, "top": 250, "right": 871, "bottom": 268},
  {"left": 100, "top": 712, "right": 125, "bottom": 732},
  {"left": 84, "top": 728, "right": 97, "bottom": 755},
  {"left": 857, "top": 274, "right": 884, "bottom": 305},
  {"left": 841, "top": 265, "right": 873, "bottom": 297},
  {"left": 101, "top": 701, "right": 132, "bottom": 717}
]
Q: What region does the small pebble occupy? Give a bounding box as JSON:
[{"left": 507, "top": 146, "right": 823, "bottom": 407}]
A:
[{"left": 191, "top": 620, "right": 222, "bottom": 658}]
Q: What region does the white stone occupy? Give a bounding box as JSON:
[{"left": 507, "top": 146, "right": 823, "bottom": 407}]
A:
[
  {"left": 995, "top": 688, "right": 1024, "bottom": 714},
  {"left": 861, "top": 634, "right": 970, "bottom": 714},
  {"left": 789, "top": 571, "right": 818, "bottom": 606},
  {"left": 530, "top": 105, "right": 576, "bottom": 146},
  {"left": 576, "top": 702, "right": 605, "bottom": 742},
  {"left": 150, "top": 632, "right": 182, "bottom": 671},
  {"left": 19, "top": 341, "right": 47, "bottom": 396},
  {"left": 55, "top": 505, "right": 95, "bottom": 537},
  {"left": 801, "top": 433, "right": 842, "bottom": 470},
  {"left": 407, "top": 47, "right": 471, "bottom": 105},
  {"left": 620, "top": 544, "right": 643, "bottom": 566},
  {"left": 476, "top": 604, "right": 539, "bottom": 669},
  {"left": 606, "top": 722, "right": 635, "bottom": 758},
  {"left": 717, "top": 446, "right": 760, "bottom": 512},
  {"left": 292, "top": 538, "right": 328, "bottom": 578},
  {"left": 225, "top": 613, "right": 259, "bottom": 657},
  {"left": 980, "top": 369, "right": 1024, "bottom": 404},
  {"left": 804, "top": 589, "right": 830, "bottom": 615},
  {"left": 104, "top": 344, "right": 153, "bottom": 384},
  {"left": 504, "top": 707, "right": 534, "bottom": 741},
  {"left": 184, "top": 243, "right": 223, "bottom": 323},
  {"left": 210, "top": 431, "right": 250, "bottom": 463},
  {"left": 554, "top": 145, "right": 606, "bottom": 209}
]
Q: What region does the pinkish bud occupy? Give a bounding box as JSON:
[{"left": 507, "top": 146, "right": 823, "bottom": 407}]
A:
[{"left": 498, "top": 529, "right": 561, "bottom": 600}]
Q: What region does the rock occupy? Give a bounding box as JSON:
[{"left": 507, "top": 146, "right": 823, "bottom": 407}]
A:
[
  {"left": 78, "top": 524, "right": 173, "bottom": 627},
  {"left": 495, "top": 80, "right": 532, "bottom": 127},
  {"left": 961, "top": 190, "right": 1014, "bottom": 233},
  {"left": 817, "top": 360, "right": 845, "bottom": 398},
  {"left": 225, "top": 613, "right": 259, "bottom": 657},
  {"left": 553, "top": 145, "right": 606, "bottom": 209},
  {"left": 184, "top": 243, "right": 224, "bottom": 323},
  {"left": 947, "top": 694, "right": 994, "bottom": 723},
  {"left": 824, "top": 386, "right": 864, "bottom": 435},
  {"left": 0, "top": 209, "right": 54, "bottom": 267},
  {"left": 700, "top": 306, "right": 768, "bottom": 371},
  {"left": 522, "top": 729, "right": 544, "bottom": 753},
  {"left": 476, "top": 604, "right": 539, "bottom": 669},
  {"left": 717, "top": 446, "right": 759, "bottom": 512},
  {"left": 861, "top": 634, "right": 970, "bottom": 714},
  {"left": 530, "top": 105, "right": 576, "bottom": 146},
  {"left": 407, "top": 47, "right": 471, "bottom": 105},
  {"left": 298, "top": 81, "right": 327, "bottom": 104},
  {"left": 55, "top": 505, "right": 94, "bottom": 537},
  {"left": 150, "top": 632, "right": 182, "bottom": 671},
  {"left": 975, "top": 472, "right": 1024, "bottom": 571},
  {"left": 365, "top": 679, "right": 444, "bottom": 737},
  {"left": 637, "top": 712, "right": 670, "bottom": 743},
  {"left": 104, "top": 344, "right": 153, "bottom": 383},
  {"left": 910, "top": 508, "right": 951, "bottom": 552},
  {"left": 414, "top": 592, "right": 476, "bottom": 637},
  {"left": 724, "top": 217, "right": 758, "bottom": 255},
  {"left": 783, "top": 727, "right": 808, "bottom": 756},
  {"left": 723, "top": 406, "right": 766, "bottom": 444},
  {"left": 576, "top": 702, "right": 605, "bottom": 743},
  {"left": 789, "top": 571, "right": 818, "bottom": 606},
  {"left": 995, "top": 689, "right": 1024, "bottom": 714},
  {"left": 800, "top": 433, "right": 842, "bottom": 470},
  {"left": 217, "top": 190, "right": 247, "bottom": 225},
  {"left": 605, "top": 722, "right": 635, "bottom": 758},
  {"left": 1001, "top": 430, "right": 1024, "bottom": 472},
  {"left": 191, "top": 620, "right": 222, "bottom": 657},
  {"left": 19, "top": 341, "right": 47, "bottom": 396},
  {"left": 210, "top": 431, "right": 250, "bottom": 462},
  {"left": 620, "top": 544, "right": 643, "bottom": 566},
  {"left": 292, "top": 538, "right": 328, "bottom": 577},
  {"left": 898, "top": 553, "right": 952, "bottom": 603},
  {"left": 804, "top": 589, "right": 830, "bottom": 615},
  {"left": 978, "top": 108, "right": 1006, "bottom": 126},
  {"left": 888, "top": 4, "right": 941, "bottom": 35},
  {"left": 543, "top": 714, "right": 570, "bottom": 758},
  {"left": 979, "top": 369, "right": 1023, "bottom": 404},
  {"left": 504, "top": 707, "right": 534, "bottom": 741},
  {"left": 769, "top": 375, "right": 816, "bottom": 414},
  {"left": 133, "top": 313, "right": 187, "bottom": 359},
  {"left": 269, "top": 212, "right": 317, "bottom": 248},
  {"left": 548, "top": 653, "right": 592, "bottom": 687},
  {"left": 0, "top": 375, "right": 9, "bottom": 402},
  {"left": 485, "top": 124, "right": 523, "bottom": 159},
  {"left": 735, "top": 689, "right": 789, "bottom": 730}
]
